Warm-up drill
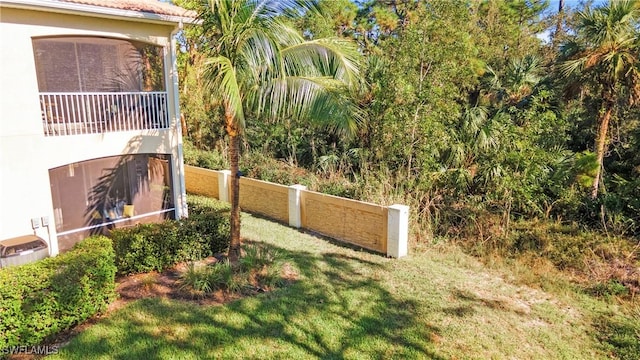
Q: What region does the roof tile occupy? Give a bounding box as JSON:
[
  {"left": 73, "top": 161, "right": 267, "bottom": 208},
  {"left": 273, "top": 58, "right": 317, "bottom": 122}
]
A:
[{"left": 58, "top": 0, "right": 195, "bottom": 18}]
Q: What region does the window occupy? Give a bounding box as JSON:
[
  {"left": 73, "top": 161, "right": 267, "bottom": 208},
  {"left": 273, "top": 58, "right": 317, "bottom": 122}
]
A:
[
  {"left": 49, "top": 154, "right": 174, "bottom": 252},
  {"left": 33, "top": 37, "right": 165, "bottom": 92}
]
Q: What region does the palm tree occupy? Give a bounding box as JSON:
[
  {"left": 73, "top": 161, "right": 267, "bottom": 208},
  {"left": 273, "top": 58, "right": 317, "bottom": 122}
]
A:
[
  {"left": 483, "top": 55, "right": 543, "bottom": 107},
  {"left": 198, "top": 0, "right": 361, "bottom": 261},
  {"left": 560, "top": 0, "right": 640, "bottom": 198}
]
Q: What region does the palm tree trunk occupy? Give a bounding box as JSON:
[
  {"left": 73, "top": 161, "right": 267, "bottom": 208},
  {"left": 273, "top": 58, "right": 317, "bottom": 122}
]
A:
[
  {"left": 225, "top": 102, "right": 241, "bottom": 262},
  {"left": 228, "top": 133, "right": 241, "bottom": 261},
  {"left": 591, "top": 105, "right": 612, "bottom": 199}
]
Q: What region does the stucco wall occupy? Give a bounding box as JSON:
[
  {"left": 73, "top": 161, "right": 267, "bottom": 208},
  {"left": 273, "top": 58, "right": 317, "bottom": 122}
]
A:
[
  {"left": 0, "top": 7, "right": 185, "bottom": 255},
  {"left": 184, "top": 165, "right": 220, "bottom": 199}
]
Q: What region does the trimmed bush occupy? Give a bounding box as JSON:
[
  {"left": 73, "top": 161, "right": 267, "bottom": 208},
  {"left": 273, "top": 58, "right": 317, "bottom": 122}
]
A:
[
  {"left": 0, "top": 236, "right": 116, "bottom": 350},
  {"left": 187, "top": 194, "right": 231, "bottom": 215},
  {"left": 111, "top": 198, "right": 230, "bottom": 275}
]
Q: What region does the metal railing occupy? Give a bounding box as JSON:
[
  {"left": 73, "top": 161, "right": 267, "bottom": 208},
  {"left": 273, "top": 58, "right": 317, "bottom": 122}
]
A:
[{"left": 40, "top": 92, "right": 169, "bottom": 136}]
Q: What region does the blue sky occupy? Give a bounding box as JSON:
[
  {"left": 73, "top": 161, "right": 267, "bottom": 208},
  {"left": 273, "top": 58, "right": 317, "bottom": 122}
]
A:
[
  {"left": 545, "top": 0, "right": 608, "bottom": 14},
  {"left": 538, "top": 0, "right": 609, "bottom": 42}
]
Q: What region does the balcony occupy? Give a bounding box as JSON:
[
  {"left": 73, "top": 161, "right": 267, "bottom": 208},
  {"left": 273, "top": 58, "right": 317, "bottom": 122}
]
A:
[{"left": 41, "top": 92, "right": 169, "bottom": 136}]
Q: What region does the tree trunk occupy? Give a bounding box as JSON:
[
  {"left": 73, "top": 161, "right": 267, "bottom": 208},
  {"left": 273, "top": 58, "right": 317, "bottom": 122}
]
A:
[
  {"left": 556, "top": 0, "right": 564, "bottom": 35},
  {"left": 553, "top": 0, "right": 565, "bottom": 49},
  {"left": 225, "top": 102, "right": 241, "bottom": 262},
  {"left": 591, "top": 105, "right": 612, "bottom": 199},
  {"left": 228, "top": 133, "right": 241, "bottom": 261}
]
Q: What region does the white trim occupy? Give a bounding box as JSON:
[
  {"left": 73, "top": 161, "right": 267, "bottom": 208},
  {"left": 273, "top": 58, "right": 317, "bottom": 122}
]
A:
[
  {"left": 56, "top": 208, "right": 175, "bottom": 236},
  {"left": 0, "top": 0, "right": 196, "bottom": 25},
  {"left": 170, "top": 26, "right": 188, "bottom": 219}
]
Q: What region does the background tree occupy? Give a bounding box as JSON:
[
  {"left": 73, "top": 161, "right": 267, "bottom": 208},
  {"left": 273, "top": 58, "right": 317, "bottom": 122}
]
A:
[
  {"left": 560, "top": 0, "right": 640, "bottom": 198},
  {"left": 197, "top": 0, "right": 361, "bottom": 260}
]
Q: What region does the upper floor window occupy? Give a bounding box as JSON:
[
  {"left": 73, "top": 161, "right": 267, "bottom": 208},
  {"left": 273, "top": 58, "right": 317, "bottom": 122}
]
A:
[{"left": 33, "top": 37, "right": 165, "bottom": 93}]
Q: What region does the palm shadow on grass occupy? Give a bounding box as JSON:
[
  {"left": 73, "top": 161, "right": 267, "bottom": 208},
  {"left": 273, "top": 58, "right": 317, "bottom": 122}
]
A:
[{"left": 55, "top": 242, "right": 445, "bottom": 359}]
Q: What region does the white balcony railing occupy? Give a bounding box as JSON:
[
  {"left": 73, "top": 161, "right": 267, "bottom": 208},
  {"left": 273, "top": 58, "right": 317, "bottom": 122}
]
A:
[{"left": 40, "top": 92, "right": 169, "bottom": 136}]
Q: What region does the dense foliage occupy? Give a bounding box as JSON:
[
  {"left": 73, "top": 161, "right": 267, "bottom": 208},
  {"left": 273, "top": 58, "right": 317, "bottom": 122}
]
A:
[
  {"left": 175, "top": 0, "right": 639, "bottom": 295},
  {"left": 0, "top": 236, "right": 116, "bottom": 350},
  {"left": 111, "top": 197, "right": 230, "bottom": 275}
]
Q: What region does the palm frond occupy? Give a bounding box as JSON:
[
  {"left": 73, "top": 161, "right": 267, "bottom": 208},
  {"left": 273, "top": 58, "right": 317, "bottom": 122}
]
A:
[
  {"left": 282, "top": 38, "right": 361, "bottom": 87},
  {"left": 201, "top": 0, "right": 361, "bottom": 137},
  {"left": 203, "top": 56, "right": 245, "bottom": 130}
]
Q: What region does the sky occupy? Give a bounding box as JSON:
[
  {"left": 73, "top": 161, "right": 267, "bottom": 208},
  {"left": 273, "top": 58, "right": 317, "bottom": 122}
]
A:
[
  {"left": 538, "top": 0, "right": 609, "bottom": 42},
  {"left": 545, "top": 0, "right": 609, "bottom": 14}
]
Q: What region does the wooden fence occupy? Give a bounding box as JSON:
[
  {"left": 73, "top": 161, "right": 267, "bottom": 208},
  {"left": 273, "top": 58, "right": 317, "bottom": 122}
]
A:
[{"left": 183, "top": 165, "right": 407, "bottom": 257}]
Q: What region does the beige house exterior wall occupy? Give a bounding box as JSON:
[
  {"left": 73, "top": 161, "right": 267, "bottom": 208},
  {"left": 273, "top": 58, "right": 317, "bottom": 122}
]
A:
[{"left": 0, "top": 6, "right": 187, "bottom": 255}]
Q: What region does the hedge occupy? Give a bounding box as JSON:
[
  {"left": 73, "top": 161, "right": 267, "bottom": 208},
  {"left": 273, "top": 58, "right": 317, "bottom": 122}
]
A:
[
  {"left": 111, "top": 197, "right": 230, "bottom": 275},
  {"left": 0, "top": 236, "right": 116, "bottom": 350}
]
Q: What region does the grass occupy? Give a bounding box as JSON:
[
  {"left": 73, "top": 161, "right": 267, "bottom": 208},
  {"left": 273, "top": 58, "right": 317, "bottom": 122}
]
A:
[{"left": 51, "top": 213, "right": 638, "bottom": 359}]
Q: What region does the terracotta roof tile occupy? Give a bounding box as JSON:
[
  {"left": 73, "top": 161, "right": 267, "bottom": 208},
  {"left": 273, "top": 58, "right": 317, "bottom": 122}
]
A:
[{"left": 58, "top": 0, "right": 195, "bottom": 18}]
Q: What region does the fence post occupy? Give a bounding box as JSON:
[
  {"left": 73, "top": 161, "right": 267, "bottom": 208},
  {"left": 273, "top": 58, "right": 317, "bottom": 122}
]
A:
[
  {"left": 387, "top": 204, "right": 409, "bottom": 258},
  {"left": 218, "top": 170, "right": 231, "bottom": 203},
  {"left": 288, "top": 184, "right": 307, "bottom": 228}
]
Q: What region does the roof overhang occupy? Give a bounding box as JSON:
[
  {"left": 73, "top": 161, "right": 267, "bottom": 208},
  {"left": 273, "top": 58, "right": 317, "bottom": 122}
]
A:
[{"left": 0, "top": 0, "right": 196, "bottom": 26}]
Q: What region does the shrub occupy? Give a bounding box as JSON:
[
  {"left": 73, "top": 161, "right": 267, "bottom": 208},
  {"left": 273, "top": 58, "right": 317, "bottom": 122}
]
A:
[
  {"left": 187, "top": 194, "right": 231, "bottom": 215},
  {"left": 240, "top": 150, "right": 316, "bottom": 187},
  {"left": 0, "top": 236, "right": 116, "bottom": 350},
  {"left": 183, "top": 141, "right": 227, "bottom": 170},
  {"left": 111, "top": 200, "right": 230, "bottom": 275}
]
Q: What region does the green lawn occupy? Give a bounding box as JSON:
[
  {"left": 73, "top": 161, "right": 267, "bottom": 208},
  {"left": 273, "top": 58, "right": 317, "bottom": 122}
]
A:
[{"left": 52, "top": 213, "right": 636, "bottom": 359}]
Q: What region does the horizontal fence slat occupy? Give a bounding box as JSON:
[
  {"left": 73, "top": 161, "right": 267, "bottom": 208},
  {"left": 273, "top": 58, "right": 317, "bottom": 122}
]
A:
[
  {"left": 301, "top": 190, "right": 387, "bottom": 253},
  {"left": 239, "top": 177, "right": 289, "bottom": 223},
  {"left": 184, "top": 165, "right": 220, "bottom": 199}
]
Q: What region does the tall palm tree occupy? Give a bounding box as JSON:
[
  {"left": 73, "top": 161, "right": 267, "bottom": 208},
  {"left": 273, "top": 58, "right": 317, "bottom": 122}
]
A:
[
  {"left": 560, "top": 0, "right": 640, "bottom": 198},
  {"left": 198, "top": 0, "right": 361, "bottom": 261}
]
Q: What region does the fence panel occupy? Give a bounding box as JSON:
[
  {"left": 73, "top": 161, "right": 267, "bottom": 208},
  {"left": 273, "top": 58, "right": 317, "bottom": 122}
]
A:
[
  {"left": 238, "top": 177, "right": 289, "bottom": 223},
  {"left": 300, "top": 190, "right": 388, "bottom": 253},
  {"left": 183, "top": 166, "right": 400, "bottom": 256},
  {"left": 184, "top": 165, "right": 219, "bottom": 199}
]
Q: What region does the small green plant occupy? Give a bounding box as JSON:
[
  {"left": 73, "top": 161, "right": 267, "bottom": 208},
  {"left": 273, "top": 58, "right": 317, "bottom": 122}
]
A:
[
  {"left": 261, "top": 261, "right": 287, "bottom": 289},
  {"left": 587, "top": 280, "right": 630, "bottom": 299},
  {"left": 226, "top": 271, "right": 249, "bottom": 293},
  {"left": 179, "top": 262, "right": 212, "bottom": 296},
  {"left": 239, "top": 244, "right": 281, "bottom": 272},
  {"left": 177, "top": 244, "right": 288, "bottom": 296}
]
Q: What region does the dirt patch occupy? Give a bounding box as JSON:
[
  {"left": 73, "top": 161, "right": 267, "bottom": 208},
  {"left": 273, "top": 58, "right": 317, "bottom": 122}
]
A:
[
  {"left": 110, "top": 257, "right": 229, "bottom": 309},
  {"left": 113, "top": 256, "right": 298, "bottom": 307}
]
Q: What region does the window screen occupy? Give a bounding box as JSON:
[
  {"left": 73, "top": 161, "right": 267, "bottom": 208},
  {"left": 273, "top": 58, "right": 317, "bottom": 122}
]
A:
[
  {"left": 33, "top": 37, "right": 165, "bottom": 92},
  {"left": 49, "top": 154, "right": 174, "bottom": 252}
]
